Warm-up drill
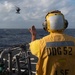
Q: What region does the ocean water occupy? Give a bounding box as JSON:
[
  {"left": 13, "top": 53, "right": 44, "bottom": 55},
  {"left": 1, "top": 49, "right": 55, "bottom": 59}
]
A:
[{"left": 0, "top": 29, "right": 75, "bottom": 49}]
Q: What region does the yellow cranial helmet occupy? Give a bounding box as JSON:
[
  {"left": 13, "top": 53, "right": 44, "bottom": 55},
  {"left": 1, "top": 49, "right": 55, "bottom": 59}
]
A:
[{"left": 42, "top": 10, "right": 68, "bottom": 33}]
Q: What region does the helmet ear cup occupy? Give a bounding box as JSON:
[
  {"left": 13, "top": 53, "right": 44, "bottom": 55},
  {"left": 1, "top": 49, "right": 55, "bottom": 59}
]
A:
[
  {"left": 42, "top": 21, "right": 47, "bottom": 31},
  {"left": 64, "top": 20, "right": 68, "bottom": 29},
  {"left": 43, "top": 26, "right": 47, "bottom": 31}
]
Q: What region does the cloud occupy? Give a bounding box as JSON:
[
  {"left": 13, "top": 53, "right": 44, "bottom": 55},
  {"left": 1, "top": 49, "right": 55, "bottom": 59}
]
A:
[
  {"left": 4, "top": 1, "right": 14, "bottom": 12},
  {"left": 0, "top": 0, "right": 75, "bottom": 28},
  {"left": 0, "top": 1, "right": 14, "bottom": 21},
  {"left": 0, "top": 1, "right": 14, "bottom": 13},
  {"left": 18, "top": 0, "right": 75, "bottom": 21}
]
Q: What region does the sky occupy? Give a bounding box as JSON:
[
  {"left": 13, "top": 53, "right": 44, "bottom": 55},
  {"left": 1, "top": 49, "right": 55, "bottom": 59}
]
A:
[{"left": 0, "top": 0, "right": 75, "bottom": 29}]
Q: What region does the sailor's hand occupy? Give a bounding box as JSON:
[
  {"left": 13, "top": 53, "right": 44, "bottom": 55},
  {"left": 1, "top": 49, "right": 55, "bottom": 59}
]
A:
[
  {"left": 29, "top": 25, "right": 36, "bottom": 36},
  {"left": 29, "top": 25, "right": 36, "bottom": 41}
]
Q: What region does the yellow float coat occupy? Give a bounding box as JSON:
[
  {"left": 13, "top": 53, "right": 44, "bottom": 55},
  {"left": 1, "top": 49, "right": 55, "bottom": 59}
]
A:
[{"left": 29, "top": 32, "right": 75, "bottom": 75}]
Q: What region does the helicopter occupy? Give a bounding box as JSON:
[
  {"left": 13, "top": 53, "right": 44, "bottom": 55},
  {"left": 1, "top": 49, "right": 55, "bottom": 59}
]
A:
[{"left": 16, "top": 6, "right": 21, "bottom": 14}]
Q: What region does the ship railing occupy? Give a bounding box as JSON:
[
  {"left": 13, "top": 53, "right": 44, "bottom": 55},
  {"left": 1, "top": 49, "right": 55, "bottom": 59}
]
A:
[{"left": 0, "top": 43, "right": 37, "bottom": 75}]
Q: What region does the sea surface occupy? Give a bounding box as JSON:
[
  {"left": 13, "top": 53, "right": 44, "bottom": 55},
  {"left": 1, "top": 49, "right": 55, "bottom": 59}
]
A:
[{"left": 0, "top": 29, "right": 75, "bottom": 49}]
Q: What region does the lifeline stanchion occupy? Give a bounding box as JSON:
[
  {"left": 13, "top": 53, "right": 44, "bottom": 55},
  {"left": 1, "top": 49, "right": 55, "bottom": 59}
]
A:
[
  {"left": 27, "top": 51, "right": 32, "bottom": 75},
  {"left": 8, "top": 49, "right": 12, "bottom": 75},
  {"left": 16, "top": 55, "right": 21, "bottom": 75}
]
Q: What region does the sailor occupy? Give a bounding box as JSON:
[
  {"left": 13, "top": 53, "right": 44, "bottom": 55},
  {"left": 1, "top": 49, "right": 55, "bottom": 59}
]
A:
[{"left": 29, "top": 10, "right": 75, "bottom": 75}]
